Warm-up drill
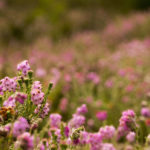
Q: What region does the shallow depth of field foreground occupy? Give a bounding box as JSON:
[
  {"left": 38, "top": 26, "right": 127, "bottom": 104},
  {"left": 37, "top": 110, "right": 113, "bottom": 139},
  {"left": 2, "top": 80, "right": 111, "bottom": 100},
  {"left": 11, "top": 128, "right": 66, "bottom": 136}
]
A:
[{"left": 1, "top": 1, "right": 150, "bottom": 150}]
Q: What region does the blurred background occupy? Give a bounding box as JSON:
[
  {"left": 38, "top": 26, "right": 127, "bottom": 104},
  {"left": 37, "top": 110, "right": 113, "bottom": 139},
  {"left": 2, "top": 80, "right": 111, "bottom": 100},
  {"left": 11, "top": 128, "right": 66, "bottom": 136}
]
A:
[
  {"left": 1, "top": 0, "right": 150, "bottom": 131},
  {"left": 0, "top": 0, "right": 150, "bottom": 45}
]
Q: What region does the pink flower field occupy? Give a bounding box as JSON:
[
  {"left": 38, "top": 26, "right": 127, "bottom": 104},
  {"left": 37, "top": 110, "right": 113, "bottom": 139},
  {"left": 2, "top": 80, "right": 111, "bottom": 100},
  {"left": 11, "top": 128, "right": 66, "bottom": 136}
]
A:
[{"left": 1, "top": 1, "right": 150, "bottom": 149}]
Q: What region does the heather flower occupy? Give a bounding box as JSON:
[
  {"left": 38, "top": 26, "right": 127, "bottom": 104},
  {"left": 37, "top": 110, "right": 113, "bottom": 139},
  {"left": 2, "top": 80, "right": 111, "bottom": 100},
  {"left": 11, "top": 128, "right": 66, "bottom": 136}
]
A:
[
  {"left": 99, "top": 125, "right": 115, "bottom": 140},
  {"left": 125, "top": 84, "right": 134, "bottom": 92},
  {"left": 119, "top": 109, "right": 136, "bottom": 131},
  {"left": 68, "top": 114, "right": 85, "bottom": 129},
  {"left": 13, "top": 117, "right": 29, "bottom": 137},
  {"left": 32, "top": 81, "right": 42, "bottom": 90},
  {"left": 96, "top": 111, "right": 107, "bottom": 121},
  {"left": 15, "top": 92, "right": 27, "bottom": 104},
  {"left": 3, "top": 96, "right": 15, "bottom": 107},
  {"left": 87, "top": 72, "right": 100, "bottom": 84},
  {"left": 89, "top": 133, "right": 102, "bottom": 150},
  {"left": 117, "top": 126, "right": 127, "bottom": 139},
  {"left": 15, "top": 132, "right": 34, "bottom": 150},
  {"left": 66, "top": 137, "right": 72, "bottom": 145},
  {"left": 76, "top": 104, "right": 88, "bottom": 115},
  {"left": 80, "top": 131, "right": 89, "bottom": 144},
  {"left": 34, "top": 103, "right": 50, "bottom": 118},
  {"left": 31, "top": 89, "right": 44, "bottom": 105},
  {"left": 126, "top": 132, "right": 135, "bottom": 143},
  {"left": 141, "top": 107, "right": 150, "bottom": 117},
  {"left": 49, "top": 113, "right": 62, "bottom": 128},
  {"left": 37, "top": 143, "right": 45, "bottom": 150},
  {"left": 0, "top": 77, "right": 17, "bottom": 92},
  {"left": 17, "top": 60, "right": 30, "bottom": 76},
  {"left": 55, "top": 128, "right": 61, "bottom": 142},
  {"left": 64, "top": 126, "right": 69, "bottom": 137}
]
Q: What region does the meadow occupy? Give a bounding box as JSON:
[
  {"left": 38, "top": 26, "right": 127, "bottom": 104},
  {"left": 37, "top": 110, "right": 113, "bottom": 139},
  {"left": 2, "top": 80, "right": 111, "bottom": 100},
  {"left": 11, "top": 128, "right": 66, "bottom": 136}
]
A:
[{"left": 0, "top": 7, "right": 150, "bottom": 150}]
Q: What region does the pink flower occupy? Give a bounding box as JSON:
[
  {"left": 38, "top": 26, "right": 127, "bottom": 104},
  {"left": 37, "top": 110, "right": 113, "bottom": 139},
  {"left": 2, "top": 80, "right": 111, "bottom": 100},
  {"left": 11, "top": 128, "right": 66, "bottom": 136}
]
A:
[
  {"left": 13, "top": 117, "right": 29, "bottom": 137},
  {"left": 89, "top": 133, "right": 102, "bottom": 150},
  {"left": 96, "top": 111, "right": 107, "bottom": 121},
  {"left": 141, "top": 107, "right": 150, "bottom": 117},
  {"left": 105, "top": 79, "right": 113, "bottom": 88},
  {"left": 76, "top": 104, "right": 88, "bottom": 115},
  {"left": 31, "top": 89, "right": 44, "bottom": 105},
  {"left": 15, "top": 132, "right": 34, "bottom": 150},
  {"left": 36, "top": 68, "right": 46, "bottom": 78},
  {"left": 49, "top": 113, "right": 62, "bottom": 128},
  {"left": 87, "top": 72, "right": 100, "bottom": 84},
  {"left": 3, "top": 96, "right": 16, "bottom": 107},
  {"left": 34, "top": 103, "right": 50, "bottom": 118},
  {"left": 68, "top": 114, "right": 85, "bottom": 129},
  {"left": 0, "top": 77, "right": 17, "bottom": 92},
  {"left": 59, "top": 98, "right": 68, "bottom": 112},
  {"left": 126, "top": 132, "right": 135, "bottom": 143},
  {"left": 99, "top": 125, "right": 115, "bottom": 140},
  {"left": 15, "top": 92, "right": 27, "bottom": 104},
  {"left": 17, "top": 60, "right": 30, "bottom": 76},
  {"left": 119, "top": 109, "right": 135, "bottom": 131}
]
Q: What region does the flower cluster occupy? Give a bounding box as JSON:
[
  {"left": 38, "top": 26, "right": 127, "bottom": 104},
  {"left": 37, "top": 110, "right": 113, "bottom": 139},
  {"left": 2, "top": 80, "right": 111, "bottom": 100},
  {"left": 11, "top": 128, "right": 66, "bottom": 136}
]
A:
[
  {"left": 1, "top": 60, "right": 150, "bottom": 150},
  {"left": 17, "top": 60, "right": 30, "bottom": 76},
  {"left": 31, "top": 81, "right": 44, "bottom": 105},
  {"left": 0, "top": 77, "right": 17, "bottom": 93}
]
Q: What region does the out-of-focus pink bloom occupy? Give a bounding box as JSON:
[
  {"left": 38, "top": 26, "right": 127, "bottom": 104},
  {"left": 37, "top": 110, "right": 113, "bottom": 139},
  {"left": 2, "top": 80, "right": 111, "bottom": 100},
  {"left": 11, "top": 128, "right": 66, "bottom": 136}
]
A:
[
  {"left": 59, "top": 98, "right": 68, "bottom": 112},
  {"left": 36, "top": 68, "right": 46, "bottom": 78},
  {"left": 64, "top": 74, "right": 72, "bottom": 82},
  {"left": 105, "top": 79, "right": 113, "bottom": 88},
  {"left": 141, "top": 107, "right": 150, "bottom": 118},
  {"left": 86, "top": 97, "right": 93, "bottom": 103},
  {"left": 126, "top": 132, "right": 135, "bottom": 143},
  {"left": 50, "top": 68, "right": 61, "bottom": 86},
  {"left": 122, "top": 96, "right": 130, "bottom": 103},
  {"left": 99, "top": 125, "right": 115, "bottom": 140},
  {"left": 125, "top": 84, "right": 134, "bottom": 92},
  {"left": 76, "top": 104, "right": 88, "bottom": 115},
  {"left": 89, "top": 133, "right": 102, "bottom": 150},
  {"left": 3, "top": 96, "right": 16, "bottom": 107},
  {"left": 87, "top": 119, "right": 94, "bottom": 127},
  {"left": 64, "top": 126, "right": 69, "bottom": 137},
  {"left": 80, "top": 131, "right": 89, "bottom": 145},
  {"left": 96, "top": 111, "right": 107, "bottom": 121},
  {"left": 119, "top": 109, "right": 135, "bottom": 131},
  {"left": 118, "top": 69, "right": 126, "bottom": 77},
  {"left": 68, "top": 114, "right": 85, "bottom": 129},
  {"left": 13, "top": 117, "right": 29, "bottom": 137},
  {"left": 15, "top": 132, "right": 34, "bottom": 150},
  {"left": 49, "top": 114, "right": 62, "bottom": 128},
  {"left": 75, "top": 72, "right": 85, "bottom": 84},
  {"left": 87, "top": 72, "right": 100, "bottom": 85}
]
